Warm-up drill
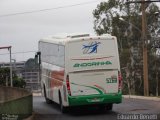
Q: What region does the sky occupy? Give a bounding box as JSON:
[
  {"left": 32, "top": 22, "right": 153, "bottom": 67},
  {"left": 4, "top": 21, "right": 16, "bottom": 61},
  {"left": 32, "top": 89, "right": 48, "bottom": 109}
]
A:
[
  {"left": 0, "top": 0, "right": 102, "bottom": 62},
  {"left": 0, "top": 0, "right": 159, "bottom": 62}
]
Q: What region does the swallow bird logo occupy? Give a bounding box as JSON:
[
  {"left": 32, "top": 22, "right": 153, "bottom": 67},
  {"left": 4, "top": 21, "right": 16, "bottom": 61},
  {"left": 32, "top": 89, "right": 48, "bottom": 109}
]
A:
[{"left": 82, "top": 41, "right": 101, "bottom": 54}]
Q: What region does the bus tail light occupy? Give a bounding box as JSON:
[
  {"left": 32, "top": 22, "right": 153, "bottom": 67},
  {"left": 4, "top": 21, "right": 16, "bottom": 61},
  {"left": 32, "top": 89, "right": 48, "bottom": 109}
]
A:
[{"left": 66, "top": 75, "right": 71, "bottom": 96}]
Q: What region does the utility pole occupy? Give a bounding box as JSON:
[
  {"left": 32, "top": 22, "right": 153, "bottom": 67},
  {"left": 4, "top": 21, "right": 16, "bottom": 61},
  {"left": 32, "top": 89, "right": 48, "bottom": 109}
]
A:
[
  {"left": 141, "top": 0, "right": 149, "bottom": 96},
  {"left": 126, "top": 0, "right": 160, "bottom": 96},
  {"left": 35, "top": 51, "right": 41, "bottom": 91},
  {"left": 9, "top": 47, "right": 13, "bottom": 87}
]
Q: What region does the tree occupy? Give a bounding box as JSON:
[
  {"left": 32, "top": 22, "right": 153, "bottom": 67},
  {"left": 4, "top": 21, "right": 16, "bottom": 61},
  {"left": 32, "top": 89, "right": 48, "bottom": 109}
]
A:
[
  {"left": 13, "top": 76, "right": 26, "bottom": 88},
  {"left": 0, "top": 67, "right": 26, "bottom": 88},
  {"left": 93, "top": 0, "right": 159, "bottom": 95},
  {"left": 0, "top": 68, "right": 10, "bottom": 86}
]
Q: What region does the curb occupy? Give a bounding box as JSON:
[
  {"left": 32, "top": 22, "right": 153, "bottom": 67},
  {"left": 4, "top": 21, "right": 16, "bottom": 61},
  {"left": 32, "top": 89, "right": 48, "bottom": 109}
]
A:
[
  {"left": 123, "top": 95, "right": 160, "bottom": 101},
  {"left": 32, "top": 93, "right": 42, "bottom": 97}
]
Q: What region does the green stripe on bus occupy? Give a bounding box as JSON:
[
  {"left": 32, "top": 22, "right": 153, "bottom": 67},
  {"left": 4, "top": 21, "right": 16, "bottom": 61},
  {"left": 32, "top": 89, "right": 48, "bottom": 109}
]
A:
[
  {"left": 68, "top": 93, "right": 122, "bottom": 106},
  {"left": 71, "top": 82, "right": 104, "bottom": 94}
]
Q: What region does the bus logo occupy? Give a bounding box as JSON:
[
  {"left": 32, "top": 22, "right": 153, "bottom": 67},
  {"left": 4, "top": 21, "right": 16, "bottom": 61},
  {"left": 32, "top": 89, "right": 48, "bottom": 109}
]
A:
[{"left": 82, "top": 41, "right": 101, "bottom": 54}]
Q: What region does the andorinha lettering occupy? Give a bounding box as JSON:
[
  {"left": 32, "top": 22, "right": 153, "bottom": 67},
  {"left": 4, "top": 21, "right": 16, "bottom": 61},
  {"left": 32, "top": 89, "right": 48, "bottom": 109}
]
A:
[{"left": 73, "top": 61, "right": 112, "bottom": 67}]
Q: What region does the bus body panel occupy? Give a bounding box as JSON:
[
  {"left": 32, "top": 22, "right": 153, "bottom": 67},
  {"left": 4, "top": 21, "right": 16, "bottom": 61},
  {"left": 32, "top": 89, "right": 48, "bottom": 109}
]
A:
[
  {"left": 65, "top": 38, "right": 120, "bottom": 73},
  {"left": 69, "top": 70, "right": 119, "bottom": 96}
]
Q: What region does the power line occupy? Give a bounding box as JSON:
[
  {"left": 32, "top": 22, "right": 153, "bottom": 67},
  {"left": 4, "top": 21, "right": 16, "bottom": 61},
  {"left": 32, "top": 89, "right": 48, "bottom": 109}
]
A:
[
  {"left": 0, "top": 0, "right": 99, "bottom": 18},
  {"left": 0, "top": 51, "right": 37, "bottom": 55}
]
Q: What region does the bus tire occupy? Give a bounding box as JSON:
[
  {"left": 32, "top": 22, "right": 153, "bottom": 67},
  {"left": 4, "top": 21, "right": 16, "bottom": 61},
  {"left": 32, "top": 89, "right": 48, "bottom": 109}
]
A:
[
  {"left": 106, "top": 103, "right": 113, "bottom": 111},
  {"left": 59, "top": 92, "right": 67, "bottom": 113},
  {"left": 44, "top": 85, "right": 52, "bottom": 104},
  {"left": 98, "top": 105, "right": 106, "bottom": 112}
]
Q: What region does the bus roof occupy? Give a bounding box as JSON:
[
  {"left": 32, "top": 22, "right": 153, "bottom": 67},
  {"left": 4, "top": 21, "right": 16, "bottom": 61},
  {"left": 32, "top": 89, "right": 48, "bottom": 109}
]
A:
[{"left": 39, "top": 33, "right": 116, "bottom": 45}]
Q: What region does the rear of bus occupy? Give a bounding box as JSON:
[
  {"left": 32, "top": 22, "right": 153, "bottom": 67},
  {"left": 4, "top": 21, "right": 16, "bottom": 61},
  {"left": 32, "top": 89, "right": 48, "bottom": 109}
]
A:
[{"left": 65, "top": 34, "right": 122, "bottom": 110}]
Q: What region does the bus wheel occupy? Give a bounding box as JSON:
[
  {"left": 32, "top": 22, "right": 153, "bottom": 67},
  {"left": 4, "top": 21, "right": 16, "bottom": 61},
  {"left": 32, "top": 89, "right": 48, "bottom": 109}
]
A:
[
  {"left": 44, "top": 85, "right": 52, "bottom": 104},
  {"left": 106, "top": 104, "right": 113, "bottom": 111},
  {"left": 98, "top": 105, "right": 106, "bottom": 112},
  {"left": 59, "top": 92, "right": 67, "bottom": 113}
]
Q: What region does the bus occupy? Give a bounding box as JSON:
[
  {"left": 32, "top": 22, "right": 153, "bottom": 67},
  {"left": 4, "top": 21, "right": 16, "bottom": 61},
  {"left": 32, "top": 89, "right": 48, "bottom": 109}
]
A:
[{"left": 39, "top": 33, "right": 122, "bottom": 113}]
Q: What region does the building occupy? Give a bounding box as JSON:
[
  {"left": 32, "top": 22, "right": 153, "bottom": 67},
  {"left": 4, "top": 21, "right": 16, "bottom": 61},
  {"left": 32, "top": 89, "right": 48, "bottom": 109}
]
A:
[
  {"left": 0, "top": 61, "right": 25, "bottom": 77},
  {"left": 0, "top": 59, "right": 40, "bottom": 92},
  {"left": 22, "top": 69, "right": 40, "bottom": 91},
  {"left": 22, "top": 70, "right": 40, "bottom": 91}
]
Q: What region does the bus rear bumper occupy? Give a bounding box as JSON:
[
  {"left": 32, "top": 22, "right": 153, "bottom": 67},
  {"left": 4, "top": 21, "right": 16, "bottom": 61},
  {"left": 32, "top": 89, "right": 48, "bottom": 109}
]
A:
[{"left": 68, "top": 93, "right": 122, "bottom": 106}]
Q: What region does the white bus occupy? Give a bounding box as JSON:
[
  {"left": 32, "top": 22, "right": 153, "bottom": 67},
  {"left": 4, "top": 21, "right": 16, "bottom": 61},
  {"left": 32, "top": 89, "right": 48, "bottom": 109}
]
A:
[{"left": 39, "top": 33, "right": 122, "bottom": 113}]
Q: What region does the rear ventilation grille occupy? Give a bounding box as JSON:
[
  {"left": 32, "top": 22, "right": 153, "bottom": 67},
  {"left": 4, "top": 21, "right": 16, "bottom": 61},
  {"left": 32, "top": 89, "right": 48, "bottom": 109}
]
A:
[{"left": 67, "top": 34, "right": 90, "bottom": 38}]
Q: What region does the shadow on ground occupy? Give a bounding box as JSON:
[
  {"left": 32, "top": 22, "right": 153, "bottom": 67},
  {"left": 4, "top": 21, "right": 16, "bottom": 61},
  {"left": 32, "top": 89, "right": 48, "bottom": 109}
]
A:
[{"left": 33, "top": 101, "right": 118, "bottom": 120}]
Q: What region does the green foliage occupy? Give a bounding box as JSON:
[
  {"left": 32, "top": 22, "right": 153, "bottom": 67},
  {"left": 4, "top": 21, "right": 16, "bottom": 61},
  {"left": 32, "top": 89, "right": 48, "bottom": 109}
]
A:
[
  {"left": 0, "top": 67, "right": 26, "bottom": 88},
  {"left": 13, "top": 77, "right": 26, "bottom": 88},
  {"left": 121, "top": 68, "right": 128, "bottom": 95},
  {"left": 0, "top": 67, "right": 10, "bottom": 86},
  {"left": 93, "top": 0, "right": 126, "bottom": 35},
  {"left": 120, "top": 49, "right": 130, "bottom": 67},
  {"left": 93, "top": 0, "right": 160, "bottom": 96}
]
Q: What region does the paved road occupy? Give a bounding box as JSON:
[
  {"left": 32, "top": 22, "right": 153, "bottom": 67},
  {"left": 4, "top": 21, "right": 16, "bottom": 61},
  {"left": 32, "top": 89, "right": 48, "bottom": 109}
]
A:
[{"left": 33, "top": 96, "right": 160, "bottom": 120}]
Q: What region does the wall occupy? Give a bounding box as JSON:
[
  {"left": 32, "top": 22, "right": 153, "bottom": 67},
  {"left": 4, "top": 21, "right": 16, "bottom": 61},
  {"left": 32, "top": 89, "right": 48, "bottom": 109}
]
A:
[{"left": 0, "top": 86, "right": 32, "bottom": 120}]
